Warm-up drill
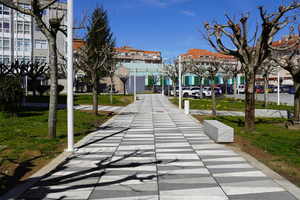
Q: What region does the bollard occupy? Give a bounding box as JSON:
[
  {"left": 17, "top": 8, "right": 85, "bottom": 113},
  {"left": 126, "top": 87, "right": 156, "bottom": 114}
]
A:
[{"left": 184, "top": 100, "right": 189, "bottom": 114}]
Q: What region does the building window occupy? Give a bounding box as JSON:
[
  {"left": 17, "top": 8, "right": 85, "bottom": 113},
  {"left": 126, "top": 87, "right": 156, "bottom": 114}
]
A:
[
  {"left": 132, "top": 52, "right": 136, "bottom": 55},
  {"left": 138, "top": 60, "right": 143, "bottom": 63},
  {"left": 34, "top": 23, "right": 40, "bottom": 31},
  {"left": 145, "top": 60, "right": 150, "bottom": 63},
  {"left": 17, "top": 39, "right": 23, "bottom": 51},
  {"left": 3, "top": 21, "right": 9, "bottom": 33},
  {"left": 42, "top": 10, "right": 46, "bottom": 15},
  {"left": 125, "top": 60, "right": 130, "bottom": 63},
  {"left": 3, "top": 55, "right": 9, "bottom": 65},
  {"left": 3, "top": 37, "right": 9, "bottom": 51},
  {"left": 24, "top": 39, "right": 30, "bottom": 52},
  {"left": 133, "top": 59, "right": 137, "bottom": 63},
  {"left": 3, "top": 6, "right": 9, "bottom": 15},
  {"left": 117, "top": 59, "right": 122, "bottom": 62},
  {"left": 0, "top": 38, "right": 2, "bottom": 50},
  {"left": 139, "top": 52, "right": 143, "bottom": 56},
  {"left": 35, "top": 40, "right": 47, "bottom": 49},
  {"left": 24, "top": 22, "right": 30, "bottom": 34},
  {"left": 17, "top": 21, "right": 23, "bottom": 34},
  {"left": 35, "top": 56, "right": 47, "bottom": 64}
]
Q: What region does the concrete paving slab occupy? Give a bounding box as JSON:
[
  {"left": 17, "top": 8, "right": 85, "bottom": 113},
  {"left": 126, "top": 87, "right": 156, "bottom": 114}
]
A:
[{"left": 3, "top": 94, "right": 300, "bottom": 200}]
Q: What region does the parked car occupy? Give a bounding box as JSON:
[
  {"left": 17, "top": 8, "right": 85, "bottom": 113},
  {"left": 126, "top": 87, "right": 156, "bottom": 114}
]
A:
[
  {"left": 268, "top": 85, "right": 275, "bottom": 93},
  {"left": 192, "top": 87, "right": 222, "bottom": 99},
  {"left": 170, "top": 86, "right": 179, "bottom": 96},
  {"left": 255, "top": 86, "right": 264, "bottom": 93},
  {"left": 181, "top": 86, "right": 200, "bottom": 97},
  {"left": 164, "top": 86, "right": 173, "bottom": 95},
  {"left": 273, "top": 86, "right": 282, "bottom": 93},
  {"left": 237, "top": 85, "right": 245, "bottom": 94},
  {"left": 220, "top": 85, "right": 234, "bottom": 94},
  {"left": 281, "top": 85, "right": 293, "bottom": 93},
  {"left": 289, "top": 87, "right": 294, "bottom": 94}
]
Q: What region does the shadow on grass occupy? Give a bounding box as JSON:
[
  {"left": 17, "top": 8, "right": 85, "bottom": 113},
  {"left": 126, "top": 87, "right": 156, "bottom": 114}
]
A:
[{"left": 0, "top": 155, "right": 43, "bottom": 198}]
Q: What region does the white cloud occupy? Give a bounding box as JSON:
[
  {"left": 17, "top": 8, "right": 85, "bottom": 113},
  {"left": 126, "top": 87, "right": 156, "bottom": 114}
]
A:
[
  {"left": 138, "top": 0, "right": 167, "bottom": 8},
  {"left": 181, "top": 10, "right": 196, "bottom": 16}
]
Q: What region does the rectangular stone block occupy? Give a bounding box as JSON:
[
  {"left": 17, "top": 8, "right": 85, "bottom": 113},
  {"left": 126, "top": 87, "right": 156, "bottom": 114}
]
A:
[
  {"left": 204, "top": 120, "right": 234, "bottom": 143},
  {"left": 255, "top": 109, "right": 290, "bottom": 118}
]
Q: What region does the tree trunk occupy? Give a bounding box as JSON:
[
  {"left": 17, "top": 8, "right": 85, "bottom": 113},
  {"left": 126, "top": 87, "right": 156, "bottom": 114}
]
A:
[
  {"left": 199, "top": 77, "right": 203, "bottom": 100},
  {"left": 168, "top": 85, "right": 170, "bottom": 97},
  {"left": 210, "top": 77, "right": 216, "bottom": 117},
  {"left": 264, "top": 75, "right": 269, "bottom": 108},
  {"left": 173, "top": 82, "right": 177, "bottom": 99},
  {"left": 32, "top": 77, "right": 37, "bottom": 99},
  {"left": 244, "top": 72, "right": 256, "bottom": 132},
  {"left": 47, "top": 37, "right": 58, "bottom": 139},
  {"left": 92, "top": 74, "right": 98, "bottom": 116},
  {"left": 123, "top": 81, "right": 126, "bottom": 95},
  {"left": 293, "top": 77, "right": 300, "bottom": 121},
  {"left": 110, "top": 76, "right": 113, "bottom": 104},
  {"left": 233, "top": 76, "right": 237, "bottom": 101}
]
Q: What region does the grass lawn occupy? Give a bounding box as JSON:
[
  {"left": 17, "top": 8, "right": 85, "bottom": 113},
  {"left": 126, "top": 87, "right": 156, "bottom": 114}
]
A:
[
  {"left": 0, "top": 94, "right": 134, "bottom": 197},
  {"left": 170, "top": 97, "right": 294, "bottom": 112},
  {"left": 25, "top": 94, "right": 134, "bottom": 106},
  {"left": 192, "top": 115, "right": 300, "bottom": 187}
]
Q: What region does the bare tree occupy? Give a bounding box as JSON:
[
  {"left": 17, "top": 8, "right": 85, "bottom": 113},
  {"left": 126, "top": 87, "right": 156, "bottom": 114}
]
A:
[
  {"left": 188, "top": 59, "right": 208, "bottom": 100},
  {"left": 206, "top": 59, "right": 223, "bottom": 116},
  {"left": 259, "top": 59, "right": 277, "bottom": 108},
  {"left": 200, "top": 1, "right": 300, "bottom": 131},
  {"left": 24, "top": 61, "right": 50, "bottom": 99},
  {"left": 0, "top": 63, "right": 13, "bottom": 77},
  {"left": 0, "top": 0, "right": 68, "bottom": 138},
  {"left": 270, "top": 49, "right": 300, "bottom": 121},
  {"left": 74, "top": 43, "right": 112, "bottom": 116},
  {"left": 159, "top": 57, "right": 188, "bottom": 99},
  {"left": 118, "top": 74, "right": 130, "bottom": 95},
  {"left": 103, "top": 57, "right": 119, "bottom": 105},
  {"left": 219, "top": 65, "right": 232, "bottom": 99},
  {"left": 149, "top": 73, "right": 162, "bottom": 93}
]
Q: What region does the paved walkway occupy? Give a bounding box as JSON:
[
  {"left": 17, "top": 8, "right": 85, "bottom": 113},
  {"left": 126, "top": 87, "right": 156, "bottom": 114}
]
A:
[{"left": 11, "top": 94, "right": 300, "bottom": 199}]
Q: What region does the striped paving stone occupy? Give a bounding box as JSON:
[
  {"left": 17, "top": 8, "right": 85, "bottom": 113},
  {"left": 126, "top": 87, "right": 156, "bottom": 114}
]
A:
[{"left": 16, "top": 94, "right": 299, "bottom": 200}]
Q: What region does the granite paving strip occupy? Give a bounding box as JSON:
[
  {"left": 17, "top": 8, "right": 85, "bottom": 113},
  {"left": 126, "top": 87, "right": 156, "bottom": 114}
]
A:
[{"left": 16, "top": 94, "right": 299, "bottom": 200}]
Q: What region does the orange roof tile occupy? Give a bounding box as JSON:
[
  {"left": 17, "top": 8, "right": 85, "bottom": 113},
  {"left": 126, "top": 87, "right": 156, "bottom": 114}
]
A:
[
  {"left": 180, "top": 48, "right": 236, "bottom": 61},
  {"left": 115, "top": 46, "right": 161, "bottom": 56}
]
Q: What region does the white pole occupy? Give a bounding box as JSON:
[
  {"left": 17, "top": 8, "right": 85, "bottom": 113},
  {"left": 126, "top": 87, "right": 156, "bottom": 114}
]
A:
[
  {"left": 277, "top": 65, "right": 280, "bottom": 105},
  {"left": 66, "top": 0, "right": 74, "bottom": 152},
  {"left": 134, "top": 68, "right": 136, "bottom": 101},
  {"left": 237, "top": 74, "right": 240, "bottom": 95},
  {"left": 162, "top": 75, "right": 164, "bottom": 96},
  {"left": 179, "top": 56, "right": 182, "bottom": 109}
]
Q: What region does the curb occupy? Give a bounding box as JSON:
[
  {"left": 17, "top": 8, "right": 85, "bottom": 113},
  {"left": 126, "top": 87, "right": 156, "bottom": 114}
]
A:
[{"left": 0, "top": 105, "right": 130, "bottom": 200}]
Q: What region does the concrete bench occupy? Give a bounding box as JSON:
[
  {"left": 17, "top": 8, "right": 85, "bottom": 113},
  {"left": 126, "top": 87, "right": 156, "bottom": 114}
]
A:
[{"left": 204, "top": 120, "right": 234, "bottom": 143}]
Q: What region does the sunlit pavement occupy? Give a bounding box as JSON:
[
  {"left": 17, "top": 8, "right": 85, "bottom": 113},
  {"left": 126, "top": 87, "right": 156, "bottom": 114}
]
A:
[{"left": 8, "top": 94, "right": 300, "bottom": 200}]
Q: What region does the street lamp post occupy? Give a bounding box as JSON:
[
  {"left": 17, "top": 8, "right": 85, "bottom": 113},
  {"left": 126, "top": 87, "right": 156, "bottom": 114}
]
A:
[
  {"left": 179, "top": 56, "right": 182, "bottom": 109},
  {"left": 66, "top": 0, "right": 74, "bottom": 152}
]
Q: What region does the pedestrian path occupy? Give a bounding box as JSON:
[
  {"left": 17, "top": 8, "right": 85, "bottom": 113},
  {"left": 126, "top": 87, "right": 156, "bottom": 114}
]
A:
[{"left": 15, "top": 94, "right": 300, "bottom": 199}]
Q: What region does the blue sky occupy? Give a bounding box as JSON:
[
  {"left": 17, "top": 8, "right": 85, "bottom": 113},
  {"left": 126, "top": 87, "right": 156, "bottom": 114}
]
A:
[{"left": 73, "top": 0, "right": 297, "bottom": 60}]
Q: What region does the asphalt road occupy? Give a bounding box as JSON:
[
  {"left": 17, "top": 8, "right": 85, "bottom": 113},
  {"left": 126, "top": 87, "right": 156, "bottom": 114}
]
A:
[{"left": 227, "top": 92, "right": 294, "bottom": 106}]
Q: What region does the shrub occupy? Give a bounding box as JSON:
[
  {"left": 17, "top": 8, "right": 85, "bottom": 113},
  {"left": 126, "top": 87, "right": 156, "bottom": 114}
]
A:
[
  {"left": 58, "top": 84, "right": 64, "bottom": 94},
  {"left": 0, "top": 75, "right": 24, "bottom": 112},
  {"left": 36, "top": 85, "right": 50, "bottom": 96}
]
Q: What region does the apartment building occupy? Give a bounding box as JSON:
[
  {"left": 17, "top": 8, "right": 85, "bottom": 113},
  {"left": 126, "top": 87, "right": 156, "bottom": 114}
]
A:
[
  {"left": 115, "top": 46, "right": 162, "bottom": 64},
  {"left": 178, "top": 48, "right": 242, "bottom": 86},
  {"left": 255, "top": 35, "right": 297, "bottom": 86},
  {"left": 0, "top": 1, "right": 67, "bottom": 90}
]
